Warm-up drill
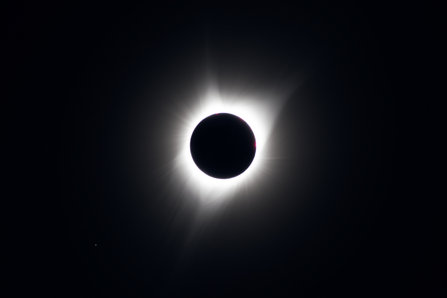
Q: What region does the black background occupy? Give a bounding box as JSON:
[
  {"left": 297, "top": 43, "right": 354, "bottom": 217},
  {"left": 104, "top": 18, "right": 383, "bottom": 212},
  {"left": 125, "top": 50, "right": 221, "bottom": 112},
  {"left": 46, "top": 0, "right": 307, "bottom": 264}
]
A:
[{"left": 6, "top": 2, "right": 444, "bottom": 297}]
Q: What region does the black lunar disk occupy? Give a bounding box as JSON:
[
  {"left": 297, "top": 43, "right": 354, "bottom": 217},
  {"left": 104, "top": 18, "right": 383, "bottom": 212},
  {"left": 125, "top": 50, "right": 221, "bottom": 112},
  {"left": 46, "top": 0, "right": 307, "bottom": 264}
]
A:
[{"left": 190, "top": 113, "right": 256, "bottom": 179}]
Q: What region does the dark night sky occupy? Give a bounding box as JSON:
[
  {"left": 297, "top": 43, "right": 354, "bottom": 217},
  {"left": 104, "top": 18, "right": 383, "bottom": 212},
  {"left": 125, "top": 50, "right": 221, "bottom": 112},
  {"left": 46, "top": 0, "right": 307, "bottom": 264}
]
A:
[{"left": 6, "top": 2, "right": 444, "bottom": 297}]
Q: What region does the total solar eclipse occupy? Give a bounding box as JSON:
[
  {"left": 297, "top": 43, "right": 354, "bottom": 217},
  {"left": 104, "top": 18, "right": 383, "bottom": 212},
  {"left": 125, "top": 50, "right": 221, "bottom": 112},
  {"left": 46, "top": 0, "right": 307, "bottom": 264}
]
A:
[{"left": 190, "top": 113, "right": 256, "bottom": 179}]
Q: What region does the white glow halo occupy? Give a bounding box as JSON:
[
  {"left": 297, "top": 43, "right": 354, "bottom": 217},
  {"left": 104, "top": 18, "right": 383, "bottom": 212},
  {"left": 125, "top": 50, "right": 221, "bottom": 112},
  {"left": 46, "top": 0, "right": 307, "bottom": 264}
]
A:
[{"left": 172, "top": 85, "right": 289, "bottom": 208}]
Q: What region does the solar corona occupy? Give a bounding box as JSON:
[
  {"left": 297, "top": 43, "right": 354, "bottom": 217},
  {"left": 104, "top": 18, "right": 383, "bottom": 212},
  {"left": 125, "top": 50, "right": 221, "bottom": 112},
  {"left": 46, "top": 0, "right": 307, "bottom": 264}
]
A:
[{"left": 172, "top": 87, "right": 287, "bottom": 208}]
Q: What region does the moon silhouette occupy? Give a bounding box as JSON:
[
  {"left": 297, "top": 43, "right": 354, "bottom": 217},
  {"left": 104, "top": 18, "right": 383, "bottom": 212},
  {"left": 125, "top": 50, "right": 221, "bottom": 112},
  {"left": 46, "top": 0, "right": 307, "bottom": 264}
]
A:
[{"left": 190, "top": 113, "right": 256, "bottom": 179}]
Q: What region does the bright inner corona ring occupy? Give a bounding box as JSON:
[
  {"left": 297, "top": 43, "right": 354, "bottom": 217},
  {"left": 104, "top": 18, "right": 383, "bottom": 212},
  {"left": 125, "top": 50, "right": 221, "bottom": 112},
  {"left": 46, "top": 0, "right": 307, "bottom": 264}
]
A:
[{"left": 173, "top": 86, "right": 284, "bottom": 208}]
